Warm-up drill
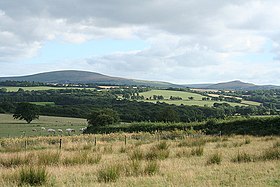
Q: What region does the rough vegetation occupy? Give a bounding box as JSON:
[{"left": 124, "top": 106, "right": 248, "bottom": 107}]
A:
[{"left": 0, "top": 133, "right": 279, "bottom": 186}]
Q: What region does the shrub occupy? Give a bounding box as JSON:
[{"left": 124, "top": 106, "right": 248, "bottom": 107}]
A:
[
  {"left": 19, "top": 166, "right": 47, "bottom": 186},
  {"left": 97, "top": 165, "right": 120, "bottom": 183},
  {"left": 206, "top": 152, "right": 222, "bottom": 165}
]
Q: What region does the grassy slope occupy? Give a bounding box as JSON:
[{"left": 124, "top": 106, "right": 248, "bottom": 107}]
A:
[
  {"left": 140, "top": 90, "right": 245, "bottom": 107},
  {"left": 0, "top": 114, "right": 87, "bottom": 137}
]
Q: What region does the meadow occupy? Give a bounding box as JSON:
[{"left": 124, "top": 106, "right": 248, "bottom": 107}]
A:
[
  {"left": 0, "top": 133, "right": 279, "bottom": 186},
  {"left": 139, "top": 90, "right": 249, "bottom": 107},
  {"left": 0, "top": 114, "right": 87, "bottom": 138}
]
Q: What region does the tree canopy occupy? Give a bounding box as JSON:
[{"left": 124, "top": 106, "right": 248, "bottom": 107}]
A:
[
  {"left": 87, "top": 108, "right": 120, "bottom": 126},
  {"left": 13, "top": 103, "right": 39, "bottom": 123}
]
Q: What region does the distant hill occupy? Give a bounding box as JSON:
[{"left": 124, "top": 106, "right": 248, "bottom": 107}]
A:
[
  {"left": 185, "top": 80, "right": 280, "bottom": 90},
  {"left": 0, "top": 70, "right": 181, "bottom": 88}
]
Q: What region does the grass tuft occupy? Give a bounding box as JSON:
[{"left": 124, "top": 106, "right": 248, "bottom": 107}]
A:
[
  {"left": 260, "top": 148, "right": 280, "bottom": 161},
  {"left": 19, "top": 166, "right": 48, "bottom": 186},
  {"left": 231, "top": 151, "right": 254, "bottom": 163},
  {"left": 97, "top": 165, "right": 120, "bottom": 183},
  {"left": 206, "top": 152, "right": 222, "bottom": 165},
  {"left": 129, "top": 148, "right": 144, "bottom": 161},
  {"left": 38, "top": 151, "right": 60, "bottom": 165},
  {"left": 190, "top": 146, "right": 204, "bottom": 156},
  {"left": 144, "top": 161, "right": 159, "bottom": 175}
]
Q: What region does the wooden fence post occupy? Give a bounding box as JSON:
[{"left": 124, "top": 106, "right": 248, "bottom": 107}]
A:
[
  {"left": 94, "top": 137, "right": 97, "bottom": 146},
  {"left": 124, "top": 135, "right": 127, "bottom": 146},
  {"left": 24, "top": 139, "right": 27, "bottom": 151},
  {"left": 59, "top": 139, "right": 62, "bottom": 150}
]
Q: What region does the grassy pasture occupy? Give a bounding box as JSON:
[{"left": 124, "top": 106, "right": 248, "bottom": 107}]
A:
[
  {"left": 0, "top": 86, "right": 94, "bottom": 92},
  {"left": 0, "top": 114, "right": 87, "bottom": 138},
  {"left": 241, "top": 100, "right": 262, "bottom": 106},
  {"left": 140, "top": 90, "right": 246, "bottom": 107},
  {"left": 0, "top": 134, "right": 279, "bottom": 186},
  {"left": 29, "top": 102, "right": 55, "bottom": 106}
]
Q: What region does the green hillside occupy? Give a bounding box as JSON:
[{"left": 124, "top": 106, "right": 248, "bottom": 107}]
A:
[{"left": 0, "top": 70, "right": 180, "bottom": 88}]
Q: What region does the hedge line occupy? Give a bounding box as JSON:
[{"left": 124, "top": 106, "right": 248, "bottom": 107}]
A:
[{"left": 84, "top": 116, "right": 280, "bottom": 136}]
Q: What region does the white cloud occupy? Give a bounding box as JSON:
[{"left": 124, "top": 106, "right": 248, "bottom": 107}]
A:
[{"left": 0, "top": 0, "right": 280, "bottom": 84}]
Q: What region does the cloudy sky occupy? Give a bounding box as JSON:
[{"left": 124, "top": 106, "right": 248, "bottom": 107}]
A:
[{"left": 1, "top": 0, "right": 280, "bottom": 85}]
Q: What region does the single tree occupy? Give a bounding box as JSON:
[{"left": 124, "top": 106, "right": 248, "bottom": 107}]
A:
[
  {"left": 87, "top": 108, "right": 120, "bottom": 126},
  {"left": 13, "top": 103, "right": 39, "bottom": 123}
]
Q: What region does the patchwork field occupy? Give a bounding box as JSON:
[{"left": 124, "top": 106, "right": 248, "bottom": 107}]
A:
[
  {"left": 139, "top": 90, "right": 247, "bottom": 107},
  {"left": 0, "top": 133, "right": 279, "bottom": 186},
  {"left": 0, "top": 114, "right": 87, "bottom": 138}
]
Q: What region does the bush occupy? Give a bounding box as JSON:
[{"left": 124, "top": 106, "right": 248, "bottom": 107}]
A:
[
  {"left": 97, "top": 165, "right": 120, "bottom": 183},
  {"left": 19, "top": 166, "right": 47, "bottom": 186},
  {"left": 206, "top": 152, "right": 222, "bottom": 165},
  {"left": 87, "top": 108, "right": 120, "bottom": 126}
]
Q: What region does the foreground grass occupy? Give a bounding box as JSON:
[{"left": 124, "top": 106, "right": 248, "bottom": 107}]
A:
[{"left": 0, "top": 134, "right": 279, "bottom": 186}]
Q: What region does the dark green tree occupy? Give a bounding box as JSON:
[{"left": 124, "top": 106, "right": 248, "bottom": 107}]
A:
[
  {"left": 13, "top": 103, "right": 39, "bottom": 123},
  {"left": 87, "top": 108, "right": 120, "bottom": 126},
  {"left": 158, "top": 107, "right": 180, "bottom": 122}
]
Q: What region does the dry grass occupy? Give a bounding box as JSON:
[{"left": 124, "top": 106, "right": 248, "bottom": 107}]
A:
[{"left": 0, "top": 133, "right": 279, "bottom": 186}]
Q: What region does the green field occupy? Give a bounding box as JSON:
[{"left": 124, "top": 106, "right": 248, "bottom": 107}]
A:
[
  {"left": 0, "top": 86, "right": 94, "bottom": 92},
  {"left": 241, "top": 100, "right": 261, "bottom": 106},
  {"left": 140, "top": 90, "right": 246, "bottom": 107},
  {"left": 29, "top": 102, "right": 55, "bottom": 106},
  {"left": 0, "top": 114, "right": 87, "bottom": 137}
]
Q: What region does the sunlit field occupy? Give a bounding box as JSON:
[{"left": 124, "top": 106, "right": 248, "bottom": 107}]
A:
[
  {"left": 0, "top": 133, "right": 279, "bottom": 186},
  {"left": 140, "top": 90, "right": 248, "bottom": 107},
  {"left": 0, "top": 114, "right": 87, "bottom": 138}
]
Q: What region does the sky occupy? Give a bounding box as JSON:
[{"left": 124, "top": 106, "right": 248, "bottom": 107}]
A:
[{"left": 0, "top": 0, "right": 280, "bottom": 85}]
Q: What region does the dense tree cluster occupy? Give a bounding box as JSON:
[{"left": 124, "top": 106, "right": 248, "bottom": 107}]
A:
[{"left": 0, "top": 88, "right": 277, "bottom": 124}]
